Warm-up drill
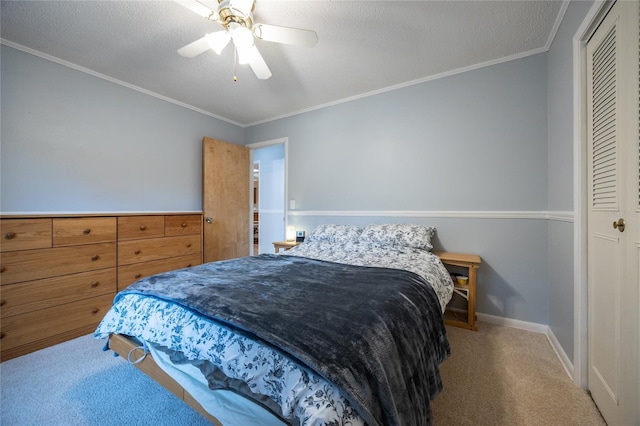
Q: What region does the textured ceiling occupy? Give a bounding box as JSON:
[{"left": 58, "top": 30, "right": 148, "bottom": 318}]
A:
[{"left": 1, "top": 0, "right": 566, "bottom": 126}]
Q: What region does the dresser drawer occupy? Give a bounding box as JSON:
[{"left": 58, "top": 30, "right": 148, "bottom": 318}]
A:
[
  {"left": 53, "top": 217, "right": 116, "bottom": 246},
  {"left": 0, "top": 219, "right": 52, "bottom": 252},
  {"left": 1, "top": 242, "right": 116, "bottom": 285},
  {"left": 0, "top": 292, "right": 114, "bottom": 353},
  {"left": 118, "top": 235, "right": 201, "bottom": 266},
  {"left": 118, "top": 216, "right": 165, "bottom": 240},
  {"left": 0, "top": 268, "right": 116, "bottom": 318},
  {"left": 165, "top": 215, "right": 202, "bottom": 236},
  {"left": 118, "top": 254, "right": 203, "bottom": 290}
]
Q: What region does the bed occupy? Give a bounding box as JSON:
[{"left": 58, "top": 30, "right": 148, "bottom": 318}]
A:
[{"left": 95, "top": 223, "right": 453, "bottom": 426}]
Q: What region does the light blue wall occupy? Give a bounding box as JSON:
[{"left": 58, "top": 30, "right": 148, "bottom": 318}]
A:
[
  {"left": 546, "top": 0, "right": 595, "bottom": 361},
  {"left": 246, "top": 54, "right": 551, "bottom": 325},
  {"left": 1, "top": 11, "right": 589, "bottom": 356},
  {"left": 247, "top": 54, "right": 548, "bottom": 211},
  {"left": 0, "top": 45, "right": 243, "bottom": 213}
]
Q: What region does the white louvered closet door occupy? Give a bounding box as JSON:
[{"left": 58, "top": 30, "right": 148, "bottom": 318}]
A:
[{"left": 586, "top": 1, "right": 639, "bottom": 424}]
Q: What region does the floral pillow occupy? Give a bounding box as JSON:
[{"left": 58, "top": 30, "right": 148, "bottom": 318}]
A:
[
  {"left": 306, "top": 224, "right": 364, "bottom": 243},
  {"left": 359, "top": 224, "right": 436, "bottom": 250}
]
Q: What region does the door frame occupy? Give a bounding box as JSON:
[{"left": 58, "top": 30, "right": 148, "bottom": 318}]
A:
[
  {"left": 246, "top": 137, "right": 289, "bottom": 245},
  {"left": 572, "top": 0, "right": 618, "bottom": 389}
]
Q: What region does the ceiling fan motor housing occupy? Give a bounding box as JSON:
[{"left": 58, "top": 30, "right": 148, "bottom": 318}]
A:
[{"left": 217, "top": 0, "right": 255, "bottom": 30}]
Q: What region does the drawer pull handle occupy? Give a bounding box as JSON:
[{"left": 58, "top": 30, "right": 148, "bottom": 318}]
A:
[
  {"left": 0, "top": 333, "right": 5, "bottom": 340},
  {"left": 186, "top": 243, "right": 191, "bottom": 248},
  {"left": 91, "top": 308, "right": 99, "bottom": 315},
  {"left": 139, "top": 225, "right": 146, "bottom": 231},
  {"left": 83, "top": 228, "right": 91, "bottom": 235},
  {"left": 0, "top": 266, "right": 5, "bottom": 273},
  {"left": 90, "top": 281, "right": 99, "bottom": 288},
  {"left": 5, "top": 232, "right": 16, "bottom": 240},
  {"left": 187, "top": 263, "right": 192, "bottom": 267},
  {"left": 134, "top": 249, "right": 141, "bottom": 255},
  {"left": 135, "top": 273, "right": 142, "bottom": 279},
  {"left": 0, "top": 299, "right": 6, "bottom": 307},
  {"left": 91, "top": 255, "right": 99, "bottom": 261},
  {"left": 181, "top": 223, "right": 187, "bottom": 227}
]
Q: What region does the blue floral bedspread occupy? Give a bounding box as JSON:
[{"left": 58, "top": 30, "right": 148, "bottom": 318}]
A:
[{"left": 96, "top": 252, "right": 450, "bottom": 426}]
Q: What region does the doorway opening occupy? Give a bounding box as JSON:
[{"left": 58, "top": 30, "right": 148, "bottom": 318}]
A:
[
  {"left": 253, "top": 162, "right": 260, "bottom": 254},
  {"left": 249, "top": 139, "right": 287, "bottom": 255}
]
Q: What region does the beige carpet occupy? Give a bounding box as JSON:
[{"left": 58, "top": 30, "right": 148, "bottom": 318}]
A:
[{"left": 431, "top": 322, "right": 605, "bottom": 426}]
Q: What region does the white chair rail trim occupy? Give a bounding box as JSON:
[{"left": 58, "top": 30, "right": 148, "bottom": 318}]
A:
[{"left": 288, "top": 210, "right": 574, "bottom": 222}]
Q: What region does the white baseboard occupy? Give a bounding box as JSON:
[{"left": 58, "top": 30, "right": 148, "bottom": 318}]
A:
[
  {"left": 476, "top": 312, "right": 548, "bottom": 332},
  {"left": 545, "top": 326, "right": 575, "bottom": 380},
  {"left": 476, "top": 312, "right": 574, "bottom": 380}
]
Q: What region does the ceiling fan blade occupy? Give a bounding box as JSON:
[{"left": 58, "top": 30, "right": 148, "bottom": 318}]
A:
[
  {"left": 174, "top": 0, "right": 218, "bottom": 20},
  {"left": 177, "top": 36, "right": 212, "bottom": 57},
  {"left": 253, "top": 23, "right": 318, "bottom": 47},
  {"left": 196, "top": 0, "right": 220, "bottom": 12},
  {"left": 248, "top": 46, "right": 272, "bottom": 80}
]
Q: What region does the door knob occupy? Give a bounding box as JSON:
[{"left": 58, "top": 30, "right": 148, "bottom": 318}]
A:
[
  {"left": 612, "top": 218, "right": 625, "bottom": 232},
  {"left": 205, "top": 217, "right": 213, "bottom": 224}
]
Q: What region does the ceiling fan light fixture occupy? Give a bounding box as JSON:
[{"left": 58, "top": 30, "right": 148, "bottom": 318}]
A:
[
  {"left": 206, "top": 31, "right": 231, "bottom": 55},
  {"left": 176, "top": 0, "right": 316, "bottom": 80},
  {"left": 229, "top": 23, "right": 253, "bottom": 47},
  {"left": 229, "top": 23, "right": 257, "bottom": 64}
]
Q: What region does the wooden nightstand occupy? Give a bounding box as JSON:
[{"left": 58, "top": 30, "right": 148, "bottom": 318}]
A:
[
  {"left": 272, "top": 241, "right": 301, "bottom": 253},
  {"left": 434, "top": 251, "right": 482, "bottom": 331}
]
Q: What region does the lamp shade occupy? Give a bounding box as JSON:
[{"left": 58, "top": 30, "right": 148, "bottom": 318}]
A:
[{"left": 286, "top": 226, "right": 296, "bottom": 242}]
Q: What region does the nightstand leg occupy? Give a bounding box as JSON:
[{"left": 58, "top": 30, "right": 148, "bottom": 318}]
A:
[{"left": 468, "top": 266, "right": 478, "bottom": 331}]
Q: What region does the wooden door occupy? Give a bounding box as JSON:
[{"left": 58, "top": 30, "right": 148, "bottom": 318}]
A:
[
  {"left": 586, "top": 1, "right": 639, "bottom": 424},
  {"left": 202, "top": 137, "right": 250, "bottom": 262}
]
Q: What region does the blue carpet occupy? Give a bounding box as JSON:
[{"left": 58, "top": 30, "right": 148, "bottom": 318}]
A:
[{"left": 1, "top": 334, "right": 211, "bottom": 425}]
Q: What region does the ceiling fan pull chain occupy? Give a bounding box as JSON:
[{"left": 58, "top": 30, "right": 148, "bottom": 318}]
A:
[{"left": 233, "top": 45, "right": 238, "bottom": 82}]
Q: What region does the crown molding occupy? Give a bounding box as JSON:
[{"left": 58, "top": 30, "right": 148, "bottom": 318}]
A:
[{"left": 0, "top": 39, "right": 242, "bottom": 127}]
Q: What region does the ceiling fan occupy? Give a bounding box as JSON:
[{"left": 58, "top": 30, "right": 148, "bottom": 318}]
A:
[{"left": 176, "top": 0, "right": 318, "bottom": 80}]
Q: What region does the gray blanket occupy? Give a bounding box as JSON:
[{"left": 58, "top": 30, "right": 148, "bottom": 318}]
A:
[{"left": 118, "top": 254, "right": 450, "bottom": 426}]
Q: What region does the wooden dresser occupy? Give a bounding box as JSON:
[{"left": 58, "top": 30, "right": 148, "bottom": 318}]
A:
[
  {"left": 117, "top": 215, "right": 202, "bottom": 290},
  {"left": 0, "top": 213, "right": 203, "bottom": 361}
]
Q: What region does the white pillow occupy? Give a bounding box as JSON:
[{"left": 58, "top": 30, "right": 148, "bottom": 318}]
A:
[
  {"left": 306, "top": 224, "right": 364, "bottom": 243},
  {"left": 359, "top": 224, "right": 436, "bottom": 250}
]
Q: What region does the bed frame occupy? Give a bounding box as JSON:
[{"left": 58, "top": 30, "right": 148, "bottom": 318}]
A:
[{"left": 108, "top": 334, "right": 222, "bottom": 425}]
